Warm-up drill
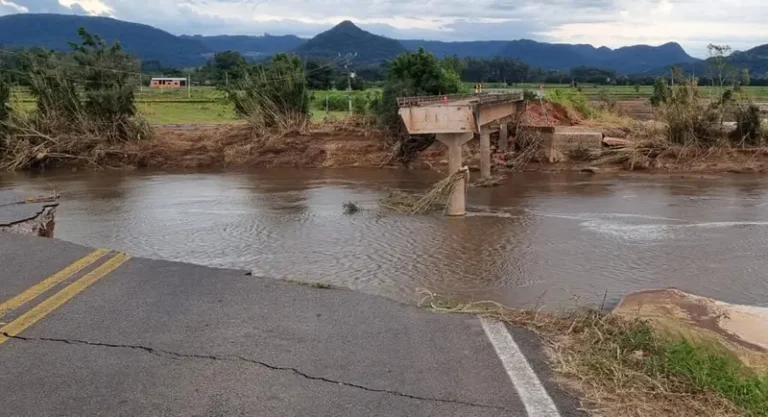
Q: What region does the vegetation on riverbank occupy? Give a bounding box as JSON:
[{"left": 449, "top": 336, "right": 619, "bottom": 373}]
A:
[
  {"left": 0, "top": 28, "right": 150, "bottom": 170},
  {"left": 421, "top": 292, "right": 768, "bottom": 417}
]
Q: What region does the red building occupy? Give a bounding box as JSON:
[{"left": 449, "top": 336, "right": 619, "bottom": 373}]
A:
[{"left": 150, "top": 77, "right": 187, "bottom": 89}]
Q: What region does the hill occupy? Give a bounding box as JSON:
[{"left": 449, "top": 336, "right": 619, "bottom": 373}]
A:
[
  {"left": 637, "top": 44, "right": 768, "bottom": 80},
  {"left": 294, "top": 21, "right": 406, "bottom": 65},
  {"left": 400, "top": 40, "right": 509, "bottom": 58},
  {"left": 729, "top": 45, "right": 768, "bottom": 78},
  {"left": 183, "top": 34, "right": 306, "bottom": 59},
  {"left": 0, "top": 13, "right": 209, "bottom": 67},
  {"left": 496, "top": 39, "right": 697, "bottom": 73},
  {"left": 0, "top": 13, "right": 704, "bottom": 74}
]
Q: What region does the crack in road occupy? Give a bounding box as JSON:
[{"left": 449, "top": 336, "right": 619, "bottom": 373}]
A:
[{"left": 2, "top": 332, "right": 509, "bottom": 411}]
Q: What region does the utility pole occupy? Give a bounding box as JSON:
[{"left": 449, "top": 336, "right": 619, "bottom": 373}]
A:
[
  {"left": 187, "top": 74, "right": 191, "bottom": 99},
  {"left": 344, "top": 53, "right": 357, "bottom": 115}
]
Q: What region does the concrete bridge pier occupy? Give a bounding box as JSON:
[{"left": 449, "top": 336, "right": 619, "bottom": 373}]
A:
[
  {"left": 437, "top": 132, "right": 473, "bottom": 216},
  {"left": 480, "top": 129, "right": 492, "bottom": 179},
  {"left": 499, "top": 120, "right": 509, "bottom": 152}
]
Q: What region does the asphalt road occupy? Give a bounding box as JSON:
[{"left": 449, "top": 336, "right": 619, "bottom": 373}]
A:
[{"left": 0, "top": 232, "right": 581, "bottom": 417}]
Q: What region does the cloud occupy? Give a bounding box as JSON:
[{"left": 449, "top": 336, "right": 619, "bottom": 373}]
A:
[
  {"left": 0, "top": 0, "right": 29, "bottom": 13},
  {"left": 2, "top": 0, "right": 767, "bottom": 57}
]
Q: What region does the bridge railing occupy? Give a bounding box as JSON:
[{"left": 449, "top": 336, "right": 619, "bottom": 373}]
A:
[{"left": 397, "top": 90, "right": 523, "bottom": 108}]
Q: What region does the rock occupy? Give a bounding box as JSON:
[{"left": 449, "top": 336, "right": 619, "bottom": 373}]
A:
[{"left": 581, "top": 167, "right": 599, "bottom": 174}]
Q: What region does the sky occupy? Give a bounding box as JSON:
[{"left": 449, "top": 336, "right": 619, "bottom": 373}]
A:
[{"left": 1, "top": 0, "right": 766, "bottom": 57}]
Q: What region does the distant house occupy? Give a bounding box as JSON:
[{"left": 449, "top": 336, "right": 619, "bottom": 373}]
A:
[{"left": 150, "top": 77, "right": 187, "bottom": 89}]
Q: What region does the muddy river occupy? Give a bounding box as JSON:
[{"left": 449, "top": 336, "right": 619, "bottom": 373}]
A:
[{"left": 2, "top": 169, "right": 768, "bottom": 309}]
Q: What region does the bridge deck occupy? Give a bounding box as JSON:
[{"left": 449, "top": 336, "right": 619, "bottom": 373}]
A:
[{"left": 397, "top": 91, "right": 523, "bottom": 108}]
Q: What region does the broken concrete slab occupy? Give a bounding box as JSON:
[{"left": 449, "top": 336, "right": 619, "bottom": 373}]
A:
[
  {"left": 0, "top": 190, "right": 58, "bottom": 237},
  {"left": 519, "top": 126, "right": 603, "bottom": 163}
]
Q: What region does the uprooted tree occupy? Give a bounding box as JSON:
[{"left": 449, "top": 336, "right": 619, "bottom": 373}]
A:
[
  {"left": 222, "top": 53, "right": 311, "bottom": 134},
  {"left": 377, "top": 48, "right": 464, "bottom": 164},
  {"left": 1, "top": 28, "right": 150, "bottom": 171}
]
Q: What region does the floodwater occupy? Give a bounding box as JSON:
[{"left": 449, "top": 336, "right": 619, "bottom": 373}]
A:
[{"left": 2, "top": 168, "right": 768, "bottom": 309}]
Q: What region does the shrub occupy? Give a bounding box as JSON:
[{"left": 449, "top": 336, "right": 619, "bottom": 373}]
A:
[
  {"left": 0, "top": 79, "right": 10, "bottom": 124},
  {"left": 733, "top": 104, "right": 762, "bottom": 146},
  {"left": 223, "top": 54, "right": 310, "bottom": 133},
  {"left": 1, "top": 29, "right": 151, "bottom": 170}
]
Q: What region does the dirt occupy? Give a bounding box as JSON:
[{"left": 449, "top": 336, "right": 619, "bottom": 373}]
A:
[
  {"left": 16, "top": 102, "right": 768, "bottom": 175},
  {"left": 615, "top": 288, "right": 768, "bottom": 368},
  {"left": 519, "top": 101, "right": 577, "bottom": 126},
  {"left": 113, "top": 123, "right": 398, "bottom": 170}
]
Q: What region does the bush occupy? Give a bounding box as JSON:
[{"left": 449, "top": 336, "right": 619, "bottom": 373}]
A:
[
  {"left": 0, "top": 29, "right": 151, "bottom": 170},
  {"left": 734, "top": 104, "right": 762, "bottom": 146},
  {"left": 0, "top": 79, "right": 10, "bottom": 124},
  {"left": 223, "top": 53, "right": 310, "bottom": 132},
  {"left": 353, "top": 91, "right": 381, "bottom": 116}
]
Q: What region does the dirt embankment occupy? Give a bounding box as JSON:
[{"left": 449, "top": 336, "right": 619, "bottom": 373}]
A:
[
  {"left": 16, "top": 101, "right": 768, "bottom": 174},
  {"left": 111, "top": 123, "right": 398, "bottom": 170}
]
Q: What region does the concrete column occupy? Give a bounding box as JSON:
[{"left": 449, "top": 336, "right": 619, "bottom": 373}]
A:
[
  {"left": 499, "top": 121, "right": 509, "bottom": 152},
  {"left": 480, "top": 129, "right": 492, "bottom": 179},
  {"left": 436, "top": 133, "right": 473, "bottom": 216}
]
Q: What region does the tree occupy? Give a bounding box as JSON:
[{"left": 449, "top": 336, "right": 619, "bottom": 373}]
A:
[
  {"left": 378, "top": 48, "right": 463, "bottom": 132},
  {"left": 305, "top": 60, "right": 335, "bottom": 90},
  {"left": 739, "top": 69, "right": 751, "bottom": 87},
  {"left": 650, "top": 77, "right": 669, "bottom": 107},
  {"left": 213, "top": 51, "right": 246, "bottom": 72},
  {"left": 223, "top": 53, "right": 310, "bottom": 130},
  {"left": 706, "top": 44, "right": 735, "bottom": 88},
  {"left": 69, "top": 27, "right": 138, "bottom": 127}
]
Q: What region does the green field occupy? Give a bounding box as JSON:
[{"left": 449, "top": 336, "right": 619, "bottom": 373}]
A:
[
  {"left": 505, "top": 83, "right": 768, "bottom": 100},
  {"left": 8, "top": 86, "right": 375, "bottom": 124},
  {"left": 9, "top": 84, "right": 768, "bottom": 125}
]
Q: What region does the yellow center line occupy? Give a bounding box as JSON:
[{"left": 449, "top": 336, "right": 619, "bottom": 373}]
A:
[
  {"left": 0, "top": 248, "right": 110, "bottom": 321},
  {"left": 0, "top": 253, "right": 130, "bottom": 346}
]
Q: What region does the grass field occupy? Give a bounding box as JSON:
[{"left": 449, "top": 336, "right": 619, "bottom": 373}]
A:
[
  {"left": 9, "top": 86, "right": 372, "bottom": 124},
  {"left": 9, "top": 84, "right": 768, "bottom": 125},
  {"left": 510, "top": 83, "right": 768, "bottom": 100}
]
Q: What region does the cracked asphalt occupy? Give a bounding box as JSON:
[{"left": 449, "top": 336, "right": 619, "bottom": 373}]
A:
[{"left": 0, "top": 232, "right": 581, "bottom": 417}]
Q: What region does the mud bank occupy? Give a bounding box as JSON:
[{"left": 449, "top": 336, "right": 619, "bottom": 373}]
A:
[
  {"left": 615, "top": 288, "right": 768, "bottom": 367},
  {"left": 13, "top": 113, "right": 768, "bottom": 174}
]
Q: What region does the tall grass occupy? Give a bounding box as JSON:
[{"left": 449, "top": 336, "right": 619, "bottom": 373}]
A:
[
  {"left": 420, "top": 292, "right": 767, "bottom": 417},
  {"left": 653, "top": 78, "right": 764, "bottom": 147},
  {"left": 546, "top": 88, "right": 595, "bottom": 118}
]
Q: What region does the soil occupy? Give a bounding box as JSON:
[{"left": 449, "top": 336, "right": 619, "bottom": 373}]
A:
[
  {"left": 14, "top": 103, "right": 768, "bottom": 175},
  {"left": 519, "top": 101, "right": 577, "bottom": 126},
  {"left": 615, "top": 288, "right": 768, "bottom": 368}
]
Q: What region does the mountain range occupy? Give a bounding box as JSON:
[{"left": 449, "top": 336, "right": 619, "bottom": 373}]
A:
[{"left": 0, "top": 13, "right": 765, "bottom": 77}]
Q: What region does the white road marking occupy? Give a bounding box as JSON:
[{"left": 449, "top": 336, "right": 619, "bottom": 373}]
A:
[{"left": 480, "top": 317, "right": 562, "bottom": 417}]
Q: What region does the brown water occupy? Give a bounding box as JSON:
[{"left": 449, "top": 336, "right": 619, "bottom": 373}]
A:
[{"left": 2, "top": 168, "right": 768, "bottom": 309}]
